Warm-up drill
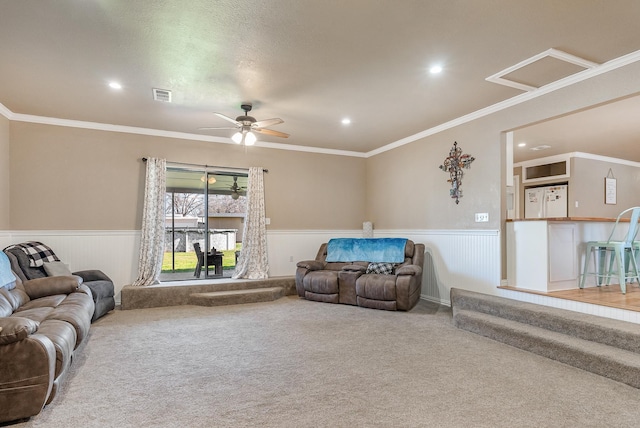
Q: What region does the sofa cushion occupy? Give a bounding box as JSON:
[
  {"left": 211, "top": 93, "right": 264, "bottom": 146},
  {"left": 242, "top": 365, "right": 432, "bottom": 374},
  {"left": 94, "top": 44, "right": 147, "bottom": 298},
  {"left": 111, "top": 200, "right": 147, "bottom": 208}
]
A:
[
  {"left": 5, "top": 248, "right": 47, "bottom": 280},
  {"left": 43, "top": 262, "right": 73, "bottom": 277},
  {"left": 36, "top": 319, "right": 77, "bottom": 378},
  {"left": 13, "top": 307, "right": 55, "bottom": 324},
  {"left": 356, "top": 275, "right": 397, "bottom": 301},
  {"left": 0, "top": 293, "right": 13, "bottom": 318},
  {"left": 303, "top": 270, "right": 339, "bottom": 294},
  {"left": 19, "top": 295, "right": 67, "bottom": 311},
  {"left": 22, "top": 277, "right": 80, "bottom": 300}
]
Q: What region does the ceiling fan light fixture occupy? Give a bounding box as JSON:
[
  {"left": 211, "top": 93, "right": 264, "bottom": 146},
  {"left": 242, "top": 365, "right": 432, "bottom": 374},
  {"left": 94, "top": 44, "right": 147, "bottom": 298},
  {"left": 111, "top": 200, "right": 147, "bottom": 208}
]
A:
[
  {"left": 200, "top": 176, "right": 216, "bottom": 184},
  {"left": 231, "top": 191, "right": 240, "bottom": 200},
  {"left": 244, "top": 131, "right": 257, "bottom": 146},
  {"left": 231, "top": 132, "right": 243, "bottom": 144}
]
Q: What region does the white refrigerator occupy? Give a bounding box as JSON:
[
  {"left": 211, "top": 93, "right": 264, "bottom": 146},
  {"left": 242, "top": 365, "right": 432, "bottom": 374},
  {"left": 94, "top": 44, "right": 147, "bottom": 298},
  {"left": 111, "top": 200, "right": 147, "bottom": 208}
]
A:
[{"left": 524, "top": 184, "right": 568, "bottom": 219}]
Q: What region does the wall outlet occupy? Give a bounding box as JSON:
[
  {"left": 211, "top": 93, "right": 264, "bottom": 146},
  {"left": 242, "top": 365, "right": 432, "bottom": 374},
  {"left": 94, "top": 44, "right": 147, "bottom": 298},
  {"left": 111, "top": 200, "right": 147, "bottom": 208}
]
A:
[
  {"left": 475, "top": 213, "right": 489, "bottom": 222},
  {"left": 289, "top": 256, "right": 294, "bottom": 262},
  {"left": 265, "top": 217, "right": 271, "bottom": 225}
]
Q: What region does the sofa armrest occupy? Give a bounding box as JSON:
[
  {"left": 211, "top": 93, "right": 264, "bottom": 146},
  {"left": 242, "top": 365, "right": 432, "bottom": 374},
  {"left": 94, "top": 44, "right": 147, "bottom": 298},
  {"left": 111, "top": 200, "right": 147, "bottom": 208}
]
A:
[
  {"left": 296, "top": 260, "right": 324, "bottom": 271},
  {"left": 72, "top": 269, "right": 112, "bottom": 283},
  {"left": 342, "top": 265, "right": 367, "bottom": 273},
  {"left": 396, "top": 265, "right": 422, "bottom": 276},
  {"left": 0, "top": 317, "right": 39, "bottom": 345},
  {"left": 22, "top": 276, "right": 81, "bottom": 300}
]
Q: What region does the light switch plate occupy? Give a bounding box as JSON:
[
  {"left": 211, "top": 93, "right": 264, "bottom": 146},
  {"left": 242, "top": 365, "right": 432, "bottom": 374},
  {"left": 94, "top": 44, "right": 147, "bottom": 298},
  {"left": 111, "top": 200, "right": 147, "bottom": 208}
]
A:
[{"left": 475, "top": 213, "right": 489, "bottom": 222}]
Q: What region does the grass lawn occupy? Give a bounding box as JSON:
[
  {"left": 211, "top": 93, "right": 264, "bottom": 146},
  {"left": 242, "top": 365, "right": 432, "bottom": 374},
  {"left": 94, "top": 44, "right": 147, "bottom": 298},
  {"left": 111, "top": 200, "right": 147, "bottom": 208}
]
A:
[{"left": 162, "top": 245, "right": 241, "bottom": 273}]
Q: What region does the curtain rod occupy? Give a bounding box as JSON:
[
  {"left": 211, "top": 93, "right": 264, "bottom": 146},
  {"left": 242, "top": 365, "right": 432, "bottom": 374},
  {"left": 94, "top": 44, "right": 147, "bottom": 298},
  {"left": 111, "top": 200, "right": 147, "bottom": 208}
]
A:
[{"left": 142, "top": 158, "right": 268, "bottom": 173}]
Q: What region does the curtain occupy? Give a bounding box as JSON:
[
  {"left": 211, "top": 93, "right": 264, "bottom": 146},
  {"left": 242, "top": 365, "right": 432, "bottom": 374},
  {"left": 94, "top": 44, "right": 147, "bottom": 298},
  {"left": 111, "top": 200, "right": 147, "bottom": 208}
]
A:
[
  {"left": 233, "top": 167, "right": 268, "bottom": 279},
  {"left": 132, "top": 157, "right": 167, "bottom": 286}
]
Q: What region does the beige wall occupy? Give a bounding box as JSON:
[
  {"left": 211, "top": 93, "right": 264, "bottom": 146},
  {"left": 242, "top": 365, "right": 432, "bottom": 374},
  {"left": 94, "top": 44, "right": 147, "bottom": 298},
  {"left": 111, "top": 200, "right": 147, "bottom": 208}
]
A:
[
  {"left": 366, "top": 60, "right": 640, "bottom": 231},
  {"left": 0, "top": 115, "right": 9, "bottom": 228},
  {"left": 9, "top": 122, "right": 365, "bottom": 230},
  {"left": 7, "top": 60, "right": 640, "bottom": 238},
  {"left": 571, "top": 157, "right": 640, "bottom": 218},
  {"left": 515, "top": 157, "right": 640, "bottom": 219}
]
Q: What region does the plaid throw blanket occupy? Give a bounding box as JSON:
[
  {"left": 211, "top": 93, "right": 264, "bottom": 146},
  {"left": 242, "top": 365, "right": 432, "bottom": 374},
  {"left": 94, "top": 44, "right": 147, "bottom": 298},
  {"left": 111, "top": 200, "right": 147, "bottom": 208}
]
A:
[{"left": 5, "top": 241, "right": 60, "bottom": 267}]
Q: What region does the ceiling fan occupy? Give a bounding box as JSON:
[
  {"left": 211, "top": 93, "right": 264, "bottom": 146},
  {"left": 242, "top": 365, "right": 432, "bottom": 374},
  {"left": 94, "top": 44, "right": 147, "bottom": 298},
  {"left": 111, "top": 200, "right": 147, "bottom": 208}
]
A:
[
  {"left": 229, "top": 176, "right": 246, "bottom": 200},
  {"left": 199, "top": 103, "right": 289, "bottom": 145}
]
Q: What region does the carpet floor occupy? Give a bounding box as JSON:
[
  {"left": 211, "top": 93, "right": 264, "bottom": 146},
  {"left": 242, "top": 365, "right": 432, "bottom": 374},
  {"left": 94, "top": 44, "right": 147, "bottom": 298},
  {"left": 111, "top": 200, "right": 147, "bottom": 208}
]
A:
[{"left": 13, "top": 296, "right": 640, "bottom": 427}]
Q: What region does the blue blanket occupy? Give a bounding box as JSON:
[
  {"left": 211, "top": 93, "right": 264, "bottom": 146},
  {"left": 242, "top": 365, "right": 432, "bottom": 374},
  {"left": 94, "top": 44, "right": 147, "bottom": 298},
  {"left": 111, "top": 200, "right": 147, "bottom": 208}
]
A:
[
  {"left": 325, "top": 238, "right": 407, "bottom": 263},
  {"left": 0, "top": 252, "right": 17, "bottom": 290}
]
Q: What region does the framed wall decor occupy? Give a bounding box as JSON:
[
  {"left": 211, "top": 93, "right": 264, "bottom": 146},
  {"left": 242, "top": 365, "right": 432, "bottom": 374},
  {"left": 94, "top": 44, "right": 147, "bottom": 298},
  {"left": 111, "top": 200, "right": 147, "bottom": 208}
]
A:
[{"left": 605, "top": 177, "right": 617, "bottom": 205}]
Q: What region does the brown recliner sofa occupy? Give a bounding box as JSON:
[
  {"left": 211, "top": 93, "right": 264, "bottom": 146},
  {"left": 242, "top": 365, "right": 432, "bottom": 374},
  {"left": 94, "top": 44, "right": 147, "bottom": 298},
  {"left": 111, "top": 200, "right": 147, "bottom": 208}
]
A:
[
  {"left": 296, "top": 239, "right": 424, "bottom": 311},
  {"left": 0, "top": 260, "right": 94, "bottom": 423}
]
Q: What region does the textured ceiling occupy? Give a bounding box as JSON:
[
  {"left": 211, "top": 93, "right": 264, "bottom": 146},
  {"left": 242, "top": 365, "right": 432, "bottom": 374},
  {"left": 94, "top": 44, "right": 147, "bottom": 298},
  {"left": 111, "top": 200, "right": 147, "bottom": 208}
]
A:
[{"left": 1, "top": 0, "right": 640, "bottom": 154}]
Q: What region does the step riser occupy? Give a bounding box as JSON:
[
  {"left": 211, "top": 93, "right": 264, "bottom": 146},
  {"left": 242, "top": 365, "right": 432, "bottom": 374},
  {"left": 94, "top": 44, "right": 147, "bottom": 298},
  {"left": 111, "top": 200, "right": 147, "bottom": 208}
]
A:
[
  {"left": 454, "top": 310, "right": 640, "bottom": 389},
  {"left": 451, "top": 289, "right": 640, "bottom": 354},
  {"left": 189, "top": 288, "right": 284, "bottom": 307}
]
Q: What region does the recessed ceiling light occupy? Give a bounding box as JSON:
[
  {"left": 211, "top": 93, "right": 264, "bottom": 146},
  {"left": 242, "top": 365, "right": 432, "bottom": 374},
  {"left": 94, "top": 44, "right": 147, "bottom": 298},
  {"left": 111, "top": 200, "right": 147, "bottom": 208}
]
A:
[
  {"left": 429, "top": 65, "right": 443, "bottom": 74},
  {"left": 108, "top": 81, "right": 122, "bottom": 90},
  {"left": 518, "top": 142, "right": 527, "bottom": 147},
  {"left": 341, "top": 118, "right": 351, "bottom": 125}
]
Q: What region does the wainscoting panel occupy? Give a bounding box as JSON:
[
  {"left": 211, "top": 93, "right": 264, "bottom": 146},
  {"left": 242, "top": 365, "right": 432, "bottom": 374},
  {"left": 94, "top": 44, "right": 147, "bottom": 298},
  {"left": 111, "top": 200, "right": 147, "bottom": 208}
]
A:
[
  {"left": 1, "top": 230, "right": 140, "bottom": 304},
  {"left": 266, "top": 230, "right": 363, "bottom": 277},
  {"left": 375, "top": 230, "right": 501, "bottom": 306},
  {"left": 2, "top": 229, "right": 501, "bottom": 308}
]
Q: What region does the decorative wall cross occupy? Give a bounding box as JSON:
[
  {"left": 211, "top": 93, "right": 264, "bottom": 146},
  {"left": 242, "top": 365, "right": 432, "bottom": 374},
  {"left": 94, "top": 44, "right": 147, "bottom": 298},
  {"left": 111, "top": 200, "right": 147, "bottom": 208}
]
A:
[{"left": 439, "top": 141, "right": 475, "bottom": 204}]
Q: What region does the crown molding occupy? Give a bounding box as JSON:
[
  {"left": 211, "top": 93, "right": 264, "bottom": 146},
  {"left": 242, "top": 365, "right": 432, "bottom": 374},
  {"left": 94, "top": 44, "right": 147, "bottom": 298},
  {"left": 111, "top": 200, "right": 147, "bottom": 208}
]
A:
[
  {"left": 6, "top": 109, "right": 367, "bottom": 158},
  {"left": 0, "top": 102, "right": 13, "bottom": 120},
  {"left": 365, "top": 48, "right": 640, "bottom": 158}
]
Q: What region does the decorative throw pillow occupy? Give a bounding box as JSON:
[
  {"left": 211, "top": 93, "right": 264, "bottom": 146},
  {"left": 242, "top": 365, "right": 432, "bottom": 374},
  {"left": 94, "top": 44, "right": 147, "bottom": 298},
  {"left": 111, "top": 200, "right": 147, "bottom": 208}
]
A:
[
  {"left": 366, "top": 262, "right": 395, "bottom": 275},
  {"left": 43, "top": 261, "right": 73, "bottom": 277}
]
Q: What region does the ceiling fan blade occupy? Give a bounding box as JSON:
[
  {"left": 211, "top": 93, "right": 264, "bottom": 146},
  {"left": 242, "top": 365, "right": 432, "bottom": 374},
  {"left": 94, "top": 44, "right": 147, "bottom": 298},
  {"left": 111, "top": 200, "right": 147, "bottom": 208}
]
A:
[
  {"left": 214, "top": 112, "right": 241, "bottom": 126},
  {"left": 254, "top": 128, "right": 289, "bottom": 138},
  {"left": 198, "top": 126, "right": 238, "bottom": 130},
  {"left": 252, "top": 118, "right": 283, "bottom": 128}
]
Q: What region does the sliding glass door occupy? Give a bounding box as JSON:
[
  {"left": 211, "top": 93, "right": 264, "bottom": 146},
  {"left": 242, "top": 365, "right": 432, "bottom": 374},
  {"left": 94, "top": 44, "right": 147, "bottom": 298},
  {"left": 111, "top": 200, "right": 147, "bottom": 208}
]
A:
[{"left": 161, "top": 167, "right": 247, "bottom": 282}]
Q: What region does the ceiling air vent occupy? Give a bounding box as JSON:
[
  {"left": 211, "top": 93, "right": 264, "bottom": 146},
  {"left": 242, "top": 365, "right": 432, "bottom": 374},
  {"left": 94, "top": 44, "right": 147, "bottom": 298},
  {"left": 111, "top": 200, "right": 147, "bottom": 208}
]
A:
[{"left": 152, "top": 88, "right": 172, "bottom": 102}]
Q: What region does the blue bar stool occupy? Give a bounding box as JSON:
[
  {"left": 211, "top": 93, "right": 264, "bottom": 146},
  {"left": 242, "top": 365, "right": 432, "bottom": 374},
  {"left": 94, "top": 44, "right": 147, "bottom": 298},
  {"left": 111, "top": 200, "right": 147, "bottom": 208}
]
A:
[{"left": 579, "top": 207, "right": 640, "bottom": 294}]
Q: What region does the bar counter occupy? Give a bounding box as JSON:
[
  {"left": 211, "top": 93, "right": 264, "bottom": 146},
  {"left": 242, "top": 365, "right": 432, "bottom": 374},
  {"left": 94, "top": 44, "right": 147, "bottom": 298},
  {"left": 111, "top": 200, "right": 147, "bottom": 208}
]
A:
[{"left": 506, "top": 217, "right": 630, "bottom": 292}]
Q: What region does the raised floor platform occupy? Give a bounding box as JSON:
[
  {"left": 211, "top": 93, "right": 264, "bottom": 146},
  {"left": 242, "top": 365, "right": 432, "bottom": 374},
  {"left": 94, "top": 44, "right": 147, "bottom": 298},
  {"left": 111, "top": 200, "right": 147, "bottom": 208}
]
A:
[
  {"left": 498, "top": 284, "right": 640, "bottom": 324},
  {"left": 121, "top": 276, "right": 296, "bottom": 310}
]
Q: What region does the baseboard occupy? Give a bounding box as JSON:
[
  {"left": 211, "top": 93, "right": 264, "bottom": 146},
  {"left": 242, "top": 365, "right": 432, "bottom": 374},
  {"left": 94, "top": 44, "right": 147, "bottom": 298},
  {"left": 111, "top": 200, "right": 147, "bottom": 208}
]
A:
[{"left": 421, "top": 294, "right": 450, "bottom": 307}]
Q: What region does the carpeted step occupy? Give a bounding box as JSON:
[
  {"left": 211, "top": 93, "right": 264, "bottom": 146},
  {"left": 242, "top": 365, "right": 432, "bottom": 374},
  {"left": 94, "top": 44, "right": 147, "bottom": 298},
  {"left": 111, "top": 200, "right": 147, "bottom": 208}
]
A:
[
  {"left": 450, "top": 287, "right": 640, "bottom": 354},
  {"left": 121, "top": 276, "right": 296, "bottom": 310},
  {"left": 188, "top": 287, "right": 284, "bottom": 307},
  {"left": 453, "top": 308, "right": 640, "bottom": 389}
]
